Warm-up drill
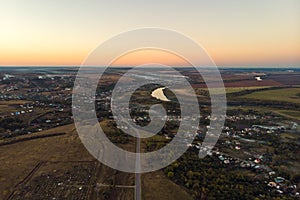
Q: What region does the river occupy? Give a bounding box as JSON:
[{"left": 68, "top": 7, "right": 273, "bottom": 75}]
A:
[{"left": 151, "top": 87, "right": 170, "bottom": 102}]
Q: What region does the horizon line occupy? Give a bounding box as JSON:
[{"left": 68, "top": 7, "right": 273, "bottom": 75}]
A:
[{"left": 0, "top": 65, "right": 300, "bottom": 69}]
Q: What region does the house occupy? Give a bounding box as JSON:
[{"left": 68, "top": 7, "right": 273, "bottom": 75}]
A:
[
  {"left": 254, "top": 158, "right": 261, "bottom": 164},
  {"left": 224, "top": 160, "right": 230, "bottom": 164},
  {"left": 240, "top": 162, "right": 250, "bottom": 168},
  {"left": 218, "top": 155, "right": 225, "bottom": 161},
  {"left": 235, "top": 146, "right": 241, "bottom": 150},
  {"left": 268, "top": 182, "right": 277, "bottom": 187},
  {"left": 207, "top": 151, "right": 213, "bottom": 156},
  {"left": 274, "top": 177, "right": 285, "bottom": 183},
  {"left": 269, "top": 171, "right": 276, "bottom": 176}
]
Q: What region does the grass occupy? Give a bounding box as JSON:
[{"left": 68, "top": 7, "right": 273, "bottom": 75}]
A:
[
  {"left": 142, "top": 171, "right": 193, "bottom": 200},
  {"left": 240, "top": 87, "right": 300, "bottom": 104},
  {"left": 0, "top": 100, "right": 32, "bottom": 105},
  {"left": 0, "top": 105, "right": 18, "bottom": 114},
  {"left": 196, "top": 86, "right": 271, "bottom": 94},
  {"left": 225, "top": 86, "right": 271, "bottom": 94},
  {"left": 275, "top": 110, "right": 300, "bottom": 120},
  {"left": 280, "top": 132, "right": 300, "bottom": 141}
]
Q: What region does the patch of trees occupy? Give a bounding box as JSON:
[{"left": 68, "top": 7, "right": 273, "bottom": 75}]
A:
[
  {"left": 102, "top": 121, "right": 129, "bottom": 144},
  {"left": 0, "top": 116, "right": 24, "bottom": 130},
  {"left": 163, "top": 150, "right": 295, "bottom": 199}
]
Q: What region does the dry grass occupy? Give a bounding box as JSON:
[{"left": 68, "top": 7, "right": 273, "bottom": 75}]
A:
[
  {"left": 142, "top": 171, "right": 193, "bottom": 200},
  {"left": 0, "top": 100, "right": 32, "bottom": 105},
  {"left": 0, "top": 123, "right": 192, "bottom": 199}
]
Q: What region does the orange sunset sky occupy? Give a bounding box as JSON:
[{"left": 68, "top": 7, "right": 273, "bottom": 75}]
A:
[{"left": 0, "top": 0, "right": 299, "bottom": 67}]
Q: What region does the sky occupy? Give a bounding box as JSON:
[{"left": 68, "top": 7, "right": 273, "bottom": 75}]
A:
[{"left": 0, "top": 0, "right": 299, "bottom": 67}]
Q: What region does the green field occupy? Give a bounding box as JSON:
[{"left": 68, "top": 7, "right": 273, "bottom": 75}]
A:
[
  {"left": 225, "top": 86, "right": 271, "bottom": 94},
  {"left": 274, "top": 110, "right": 300, "bottom": 121},
  {"left": 240, "top": 87, "right": 300, "bottom": 104},
  {"left": 196, "top": 86, "right": 270, "bottom": 96},
  {"left": 228, "top": 106, "right": 300, "bottom": 121}
]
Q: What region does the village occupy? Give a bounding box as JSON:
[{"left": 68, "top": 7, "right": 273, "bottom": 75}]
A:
[
  {"left": 0, "top": 72, "right": 75, "bottom": 138},
  {"left": 0, "top": 69, "right": 299, "bottom": 199},
  {"left": 188, "top": 112, "right": 300, "bottom": 198}
]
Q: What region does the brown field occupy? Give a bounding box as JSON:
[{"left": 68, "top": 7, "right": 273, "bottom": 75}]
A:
[
  {"left": 189, "top": 72, "right": 300, "bottom": 88},
  {"left": 0, "top": 123, "right": 192, "bottom": 200},
  {"left": 191, "top": 79, "right": 282, "bottom": 88},
  {"left": 224, "top": 79, "right": 282, "bottom": 87},
  {"left": 0, "top": 105, "right": 18, "bottom": 114},
  {"left": 142, "top": 171, "right": 193, "bottom": 200},
  {"left": 267, "top": 74, "right": 300, "bottom": 85}
]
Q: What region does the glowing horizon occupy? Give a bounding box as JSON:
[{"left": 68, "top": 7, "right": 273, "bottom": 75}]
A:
[{"left": 0, "top": 0, "right": 299, "bottom": 67}]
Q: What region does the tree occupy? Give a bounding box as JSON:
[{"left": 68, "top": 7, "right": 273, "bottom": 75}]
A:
[
  {"left": 186, "top": 170, "right": 194, "bottom": 179},
  {"left": 167, "top": 171, "right": 174, "bottom": 178}
]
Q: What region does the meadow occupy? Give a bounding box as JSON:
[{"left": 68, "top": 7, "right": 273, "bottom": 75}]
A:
[{"left": 240, "top": 87, "right": 300, "bottom": 104}]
